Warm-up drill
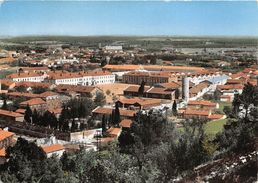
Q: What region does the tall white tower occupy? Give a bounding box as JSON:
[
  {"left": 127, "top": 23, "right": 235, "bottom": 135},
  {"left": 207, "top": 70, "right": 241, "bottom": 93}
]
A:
[{"left": 182, "top": 77, "right": 189, "bottom": 102}]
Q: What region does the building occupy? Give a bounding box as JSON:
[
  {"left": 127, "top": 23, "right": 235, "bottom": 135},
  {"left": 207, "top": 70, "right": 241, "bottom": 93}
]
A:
[
  {"left": 6, "top": 72, "right": 47, "bottom": 82},
  {"left": 0, "top": 109, "right": 24, "bottom": 122},
  {"left": 116, "top": 97, "right": 162, "bottom": 110},
  {"left": 92, "top": 107, "right": 137, "bottom": 120},
  {"left": 103, "top": 64, "right": 205, "bottom": 73},
  {"left": 47, "top": 71, "right": 115, "bottom": 86},
  {"left": 41, "top": 144, "right": 65, "bottom": 158},
  {"left": 104, "top": 45, "right": 123, "bottom": 51},
  {"left": 122, "top": 71, "right": 178, "bottom": 86},
  {"left": 119, "top": 119, "right": 133, "bottom": 129},
  {"left": 106, "top": 127, "right": 122, "bottom": 138},
  {"left": 189, "top": 80, "right": 212, "bottom": 100},
  {"left": 183, "top": 109, "right": 211, "bottom": 119},
  {"left": 188, "top": 100, "right": 219, "bottom": 110},
  {"left": 20, "top": 98, "right": 47, "bottom": 111},
  {"left": 145, "top": 87, "right": 176, "bottom": 100},
  {"left": 123, "top": 85, "right": 150, "bottom": 97},
  {"left": 55, "top": 84, "right": 101, "bottom": 98},
  {"left": 0, "top": 129, "right": 15, "bottom": 149}
]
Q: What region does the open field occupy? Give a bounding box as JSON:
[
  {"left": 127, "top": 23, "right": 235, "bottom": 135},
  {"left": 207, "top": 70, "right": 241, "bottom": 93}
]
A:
[
  {"left": 96, "top": 83, "right": 137, "bottom": 104},
  {"left": 204, "top": 118, "right": 227, "bottom": 136},
  {"left": 1, "top": 36, "right": 257, "bottom": 50}
]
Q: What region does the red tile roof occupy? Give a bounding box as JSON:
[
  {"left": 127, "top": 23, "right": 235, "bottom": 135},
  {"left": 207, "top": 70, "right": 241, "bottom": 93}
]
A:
[
  {"left": 20, "top": 98, "right": 46, "bottom": 106},
  {"left": 92, "top": 107, "right": 137, "bottom": 117},
  {"left": 107, "top": 127, "right": 121, "bottom": 137},
  {"left": 188, "top": 100, "right": 217, "bottom": 107},
  {"left": 184, "top": 109, "right": 210, "bottom": 116},
  {"left": 0, "top": 148, "right": 6, "bottom": 157},
  {"left": 0, "top": 129, "right": 15, "bottom": 141},
  {"left": 42, "top": 144, "right": 65, "bottom": 154},
  {"left": 0, "top": 109, "right": 24, "bottom": 118},
  {"left": 119, "top": 119, "right": 133, "bottom": 128},
  {"left": 6, "top": 72, "right": 45, "bottom": 79},
  {"left": 48, "top": 70, "right": 112, "bottom": 80}
]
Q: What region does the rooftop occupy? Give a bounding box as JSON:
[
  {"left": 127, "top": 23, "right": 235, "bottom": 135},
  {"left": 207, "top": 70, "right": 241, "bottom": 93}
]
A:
[{"left": 42, "top": 144, "right": 65, "bottom": 154}]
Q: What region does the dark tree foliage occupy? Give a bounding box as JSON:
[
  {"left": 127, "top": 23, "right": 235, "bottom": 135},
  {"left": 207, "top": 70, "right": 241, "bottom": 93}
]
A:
[
  {"left": 32, "top": 87, "right": 48, "bottom": 94},
  {"left": 172, "top": 100, "right": 177, "bottom": 116},
  {"left": 24, "top": 105, "right": 32, "bottom": 123},
  {"left": 138, "top": 81, "right": 145, "bottom": 96},
  {"left": 175, "top": 89, "right": 180, "bottom": 99},
  {"left": 102, "top": 115, "right": 107, "bottom": 136},
  {"left": 4, "top": 138, "right": 46, "bottom": 182},
  {"left": 1, "top": 99, "right": 8, "bottom": 110},
  {"left": 15, "top": 85, "right": 27, "bottom": 93},
  {"left": 112, "top": 102, "right": 120, "bottom": 127},
  {"left": 94, "top": 92, "right": 106, "bottom": 107},
  {"left": 216, "top": 83, "right": 258, "bottom": 153}
]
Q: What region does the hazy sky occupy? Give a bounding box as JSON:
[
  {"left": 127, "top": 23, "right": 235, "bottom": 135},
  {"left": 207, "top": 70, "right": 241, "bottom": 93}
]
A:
[{"left": 0, "top": 0, "right": 258, "bottom": 36}]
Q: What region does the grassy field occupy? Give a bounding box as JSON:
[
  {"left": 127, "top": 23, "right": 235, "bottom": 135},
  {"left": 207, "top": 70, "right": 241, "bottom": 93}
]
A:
[{"left": 204, "top": 118, "right": 227, "bottom": 136}]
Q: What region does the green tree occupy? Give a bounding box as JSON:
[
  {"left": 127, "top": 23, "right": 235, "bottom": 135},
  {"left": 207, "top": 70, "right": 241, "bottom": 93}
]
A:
[
  {"left": 24, "top": 105, "right": 32, "bottom": 123},
  {"left": 112, "top": 102, "right": 120, "bottom": 126},
  {"left": 94, "top": 92, "right": 106, "bottom": 107},
  {"left": 102, "top": 115, "right": 107, "bottom": 136},
  {"left": 1, "top": 99, "right": 8, "bottom": 110},
  {"left": 138, "top": 81, "right": 145, "bottom": 96},
  {"left": 172, "top": 100, "right": 177, "bottom": 116}
]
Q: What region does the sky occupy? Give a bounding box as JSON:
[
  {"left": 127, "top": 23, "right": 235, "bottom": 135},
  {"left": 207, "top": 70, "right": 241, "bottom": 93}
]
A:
[{"left": 0, "top": 0, "right": 258, "bottom": 36}]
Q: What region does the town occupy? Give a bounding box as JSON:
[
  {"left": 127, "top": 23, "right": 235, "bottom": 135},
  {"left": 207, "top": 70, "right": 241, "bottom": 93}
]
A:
[{"left": 0, "top": 36, "right": 257, "bottom": 182}]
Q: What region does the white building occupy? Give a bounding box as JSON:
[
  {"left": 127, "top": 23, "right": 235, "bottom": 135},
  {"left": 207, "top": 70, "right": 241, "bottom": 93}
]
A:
[
  {"left": 104, "top": 45, "right": 123, "bottom": 51},
  {"left": 6, "top": 72, "right": 48, "bottom": 82},
  {"left": 47, "top": 71, "right": 115, "bottom": 86}
]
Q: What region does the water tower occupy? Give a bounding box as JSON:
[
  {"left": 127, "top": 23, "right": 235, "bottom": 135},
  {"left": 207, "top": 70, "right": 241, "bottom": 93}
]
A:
[{"left": 182, "top": 77, "right": 189, "bottom": 102}]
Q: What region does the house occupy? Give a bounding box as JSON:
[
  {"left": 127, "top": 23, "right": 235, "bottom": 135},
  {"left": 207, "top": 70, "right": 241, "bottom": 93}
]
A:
[
  {"left": 41, "top": 144, "right": 65, "bottom": 158},
  {"left": 6, "top": 72, "right": 47, "bottom": 82},
  {"left": 123, "top": 85, "right": 150, "bottom": 97},
  {"left": 116, "top": 97, "right": 162, "bottom": 110},
  {"left": 122, "top": 71, "right": 178, "bottom": 86},
  {"left": 145, "top": 87, "right": 176, "bottom": 100},
  {"left": 183, "top": 109, "right": 211, "bottom": 119},
  {"left": 0, "top": 79, "right": 16, "bottom": 90},
  {"left": 119, "top": 119, "right": 133, "bottom": 129},
  {"left": 106, "top": 127, "right": 122, "bottom": 138},
  {"left": 189, "top": 80, "right": 212, "bottom": 100},
  {"left": 188, "top": 100, "right": 219, "bottom": 110},
  {"left": 92, "top": 107, "right": 137, "bottom": 119},
  {"left": 103, "top": 64, "right": 205, "bottom": 73},
  {"left": 55, "top": 84, "right": 101, "bottom": 98},
  {"left": 0, "top": 109, "right": 24, "bottom": 122},
  {"left": 20, "top": 98, "right": 47, "bottom": 111},
  {"left": 15, "top": 81, "right": 55, "bottom": 91},
  {"left": 47, "top": 70, "right": 115, "bottom": 86},
  {"left": 0, "top": 129, "right": 15, "bottom": 149},
  {"left": 0, "top": 148, "right": 6, "bottom": 164}
]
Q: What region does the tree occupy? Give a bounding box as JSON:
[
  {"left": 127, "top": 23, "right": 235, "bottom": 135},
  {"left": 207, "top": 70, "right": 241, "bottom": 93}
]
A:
[
  {"left": 213, "top": 90, "right": 222, "bottom": 101},
  {"left": 102, "top": 115, "right": 107, "bottom": 136},
  {"left": 32, "top": 109, "right": 39, "bottom": 125},
  {"left": 1, "top": 99, "right": 8, "bottom": 110},
  {"left": 138, "top": 81, "right": 145, "bottom": 97},
  {"left": 112, "top": 102, "right": 120, "bottom": 126},
  {"left": 172, "top": 100, "right": 177, "bottom": 116},
  {"left": 24, "top": 105, "right": 32, "bottom": 123},
  {"left": 15, "top": 85, "right": 27, "bottom": 93},
  {"left": 5, "top": 138, "right": 47, "bottom": 182},
  {"left": 94, "top": 92, "right": 106, "bottom": 107},
  {"left": 175, "top": 89, "right": 180, "bottom": 99},
  {"left": 32, "top": 87, "right": 48, "bottom": 94}
]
